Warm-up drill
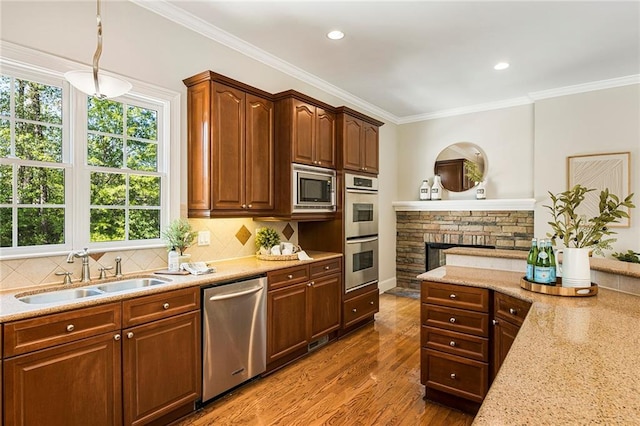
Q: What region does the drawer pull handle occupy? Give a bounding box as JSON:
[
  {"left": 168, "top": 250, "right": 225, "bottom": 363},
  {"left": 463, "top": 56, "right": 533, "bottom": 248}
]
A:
[
  {"left": 449, "top": 294, "right": 456, "bottom": 299},
  {"left": 163, "top": 303, "right": 170, "bottom": 310},
  {"left": 492, "top": 319, "right": 499, "bottom": 326},
  {"left": 114, "top": 334, "right": 121, "bottom": 341},
  {"left": 449, "top": 341, "right": 456, "bottom": 347},
  {"left": 324, "top": 266, "right": 330, "bottom": 270},
  {"left": 287, "top": 274, "right": 293, "bottom": 279},
  {"left": 127, "top": 332, "right": 134, "bottom": 339},
  {"left": 66, "top": 324, "right": 75, "bottom": 332},
  {"left": 509, "top": 308, "right": 518, "bottom": 315},
  {"left": 352, "top": 308, "right": 357, "bottom": 313},
  {"left": 450, "top": 373, "right": 457, "bottom": 380},
  {"left": 449, "top": 317, "right": 456, "bottom": 323}
]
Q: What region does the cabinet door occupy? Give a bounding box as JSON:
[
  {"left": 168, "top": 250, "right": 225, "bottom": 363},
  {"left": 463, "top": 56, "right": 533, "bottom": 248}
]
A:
[
  {"left": 292, "top": 100, "right": 315, "bottom": 166},
  {"left": 123, "top": 311, "right": 200, "bottom": 426},
  {"left": 267, "top": 283, "right": 308, "bottom": 363},
  {"left": 187, "top": 81, "right": 212, "bottom": 213},
  {"left": 491, "top": 318, "right": 520, "bottom": 381},
  {"left": 362, "top": 122, "right": 379, "bottom": 174},
  {"left": 245, "top": 94, "right": 275, "bottom": 211},
  {"left": 4, "top": 333, "right": 122, "bottom": 426},
  {"left": 308, "top": 273, "right": 342, "bottom": 341},
  {"left": 342, "top": 115, "right": 364, "bottom": 172},
  {"left": 212, "top": 82, "right": 245, "bottom": 210},
  {"left": 315, "top": 108, "right": 336, "bottom": 168}
]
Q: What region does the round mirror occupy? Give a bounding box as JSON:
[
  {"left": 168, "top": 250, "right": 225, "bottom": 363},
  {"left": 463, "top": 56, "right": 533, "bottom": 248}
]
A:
[{"left": 434, "top": 142, "right": 486, "bottom": 192}]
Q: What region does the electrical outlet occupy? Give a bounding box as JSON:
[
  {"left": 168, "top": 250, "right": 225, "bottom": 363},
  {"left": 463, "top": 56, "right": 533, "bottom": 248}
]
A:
[{"left": 197, "top": 230, "right": 211, "bottom": 246}]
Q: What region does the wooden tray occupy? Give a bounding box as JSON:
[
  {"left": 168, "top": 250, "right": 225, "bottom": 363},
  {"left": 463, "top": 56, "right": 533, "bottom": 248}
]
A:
[
  {"left": 520, "top": 277, "right": 598, "bottom": 297},
  {"left": 256, "top": 253, "right": 299, "bottom": 261}
]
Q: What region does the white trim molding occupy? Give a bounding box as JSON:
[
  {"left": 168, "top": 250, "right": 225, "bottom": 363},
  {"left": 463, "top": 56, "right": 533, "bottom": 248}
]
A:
[{"left": 392, "top": 199, "right": 536, "bottom": 212}]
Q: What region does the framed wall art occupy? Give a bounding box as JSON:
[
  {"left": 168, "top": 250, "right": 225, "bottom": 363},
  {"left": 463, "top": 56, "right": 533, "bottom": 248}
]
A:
[{"left": 567, "top": 152, "right": 631, "bottom": 227}]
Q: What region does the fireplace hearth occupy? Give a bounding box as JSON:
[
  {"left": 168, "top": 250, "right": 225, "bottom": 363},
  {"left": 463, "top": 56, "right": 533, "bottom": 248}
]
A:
[{"left": 425, "top": 242, "right": 495, "bottom": 271}]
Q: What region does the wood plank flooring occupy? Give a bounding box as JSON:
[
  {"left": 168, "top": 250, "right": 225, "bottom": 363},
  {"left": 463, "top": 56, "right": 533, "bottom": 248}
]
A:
[{"left": 176, "top": 293, "right": 474, "bottom": 426}]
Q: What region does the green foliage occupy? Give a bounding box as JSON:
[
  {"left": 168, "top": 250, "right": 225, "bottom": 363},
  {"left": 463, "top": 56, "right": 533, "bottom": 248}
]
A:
[
  {"left": 612, "top": 250, "right": 640, "bottom": 264},
  {"left": 162, "top": 219, "right": 197, "bottom": 255},
  {"left": 464, "top": 160, "right": 483, "bottom": 183},
  {"left": 545, "top": 185, "right": 635, "bottom": 255},
  {"left": 255, "top": 227, "right": 281, "bottom": 251}
]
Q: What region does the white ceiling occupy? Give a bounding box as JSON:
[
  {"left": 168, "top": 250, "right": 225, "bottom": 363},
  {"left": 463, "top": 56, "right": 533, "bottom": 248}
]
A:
[{"left": 135, "top": 1, "right": 640, "bottom": 123}]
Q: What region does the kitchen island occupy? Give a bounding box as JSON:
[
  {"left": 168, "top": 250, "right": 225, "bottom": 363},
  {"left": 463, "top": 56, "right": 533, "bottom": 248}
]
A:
[{"left": 418, "top": 265, "right": 640, "bottom": 425}]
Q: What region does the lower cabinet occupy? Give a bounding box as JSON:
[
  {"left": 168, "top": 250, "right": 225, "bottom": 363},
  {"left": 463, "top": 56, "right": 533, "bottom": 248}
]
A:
[
  {"left": 266, "top": 258, "right": 342, "bottom": 371},
  {"left": 491, "top": 291, "right": 531, "bottom": 381},
  {"left": 2, "top": 288, "right": 201, "bottom": 426}
]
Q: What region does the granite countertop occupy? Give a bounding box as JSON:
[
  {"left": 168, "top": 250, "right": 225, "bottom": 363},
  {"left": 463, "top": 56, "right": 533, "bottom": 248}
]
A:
[
  {"left": 418, "top": 265, "right": 640, "bottom": 425},
  {"left": 0, "top": 251, "right": 341, "bottom": 323}
]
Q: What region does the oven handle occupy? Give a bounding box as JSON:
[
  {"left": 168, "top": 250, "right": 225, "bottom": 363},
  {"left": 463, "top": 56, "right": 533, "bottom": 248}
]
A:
[
  {"left": 346, "top": 236, "right": 378, "bottom": 244},
  {"left": 346, "top": 188, "right": 378, "bottom": 194}
]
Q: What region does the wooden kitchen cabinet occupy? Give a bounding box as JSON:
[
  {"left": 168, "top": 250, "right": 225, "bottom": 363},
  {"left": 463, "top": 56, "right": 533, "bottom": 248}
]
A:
[
  {"left": 275, "top": 94, "right": 336, "bottom": 169},
  {"left": 491, "top": 292, "right": 531, "bottom": 381},
  {"left": 122, "top": 287, "right": 201, "bottom": 426},
  {"left": 3, "top": 304, "right": 122, "bottom": 426},
  {"left": 337, "top": 107, "right": 383, "bottom": 174},
  {"left": 184, "top": 71, "right": 274, "bottom": 217},
  {"left": 434, "top": 158, "right": 474, "bottom": 193},
  {"left": 266, "top": 258, "right": 342, "bottom": 372},
  {"left": 420, "top": 281, "right": 489, "bottom": 413}
]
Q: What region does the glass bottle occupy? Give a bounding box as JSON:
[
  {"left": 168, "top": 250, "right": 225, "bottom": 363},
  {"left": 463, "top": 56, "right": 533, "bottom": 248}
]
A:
[
  {"left": 476, "top": 180, "right": 486, "bottom": 200},
  {"left": 525, "top": 238, "right": 537, "bottom": 281},
  {"left": 534, "top": 239, "right": 551, "bottom": 284},
  {"left": 168, "top": 246, "right": 179, "bottom": 272},
  {"left": 419, "top": 180, "right": 431, "bottom": 200},
  {"left": 547, "top": 241, "right": 557, "bottom": 284},
  {"left": 431, "top": 175, "right": 443, "bottom": 200}
]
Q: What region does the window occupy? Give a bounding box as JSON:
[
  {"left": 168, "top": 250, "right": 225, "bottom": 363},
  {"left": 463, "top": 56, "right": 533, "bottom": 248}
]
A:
[{"left": 0, "top": 58, "right": 173, "bottom": 258}]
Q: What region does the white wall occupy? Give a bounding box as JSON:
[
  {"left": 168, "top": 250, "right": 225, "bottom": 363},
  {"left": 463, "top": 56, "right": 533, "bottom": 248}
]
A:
[
  {"left": 0, "top": 1, "right": 399, "bottom": 286},
  {"left": 396, "top": 105, "right": 535, "bottom": 200},
  {"left": 534, "top": 85, "right": 640, "bottom": 254}
]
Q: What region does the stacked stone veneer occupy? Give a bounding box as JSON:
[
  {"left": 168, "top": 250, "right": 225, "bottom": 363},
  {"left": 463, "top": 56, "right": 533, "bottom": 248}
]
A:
[{"left": 396, "top": 210, "right": 534, "bottom": 289}]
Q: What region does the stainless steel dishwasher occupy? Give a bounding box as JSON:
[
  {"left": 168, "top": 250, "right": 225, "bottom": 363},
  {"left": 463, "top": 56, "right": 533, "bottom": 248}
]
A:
[{"left": 201, "top": 276, "right": 266, "bottom": 402}]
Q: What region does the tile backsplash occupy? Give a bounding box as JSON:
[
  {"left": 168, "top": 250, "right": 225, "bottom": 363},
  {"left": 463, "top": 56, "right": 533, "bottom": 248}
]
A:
[{"left": 0, "top": 218, "right": 297, "bottom": 292}]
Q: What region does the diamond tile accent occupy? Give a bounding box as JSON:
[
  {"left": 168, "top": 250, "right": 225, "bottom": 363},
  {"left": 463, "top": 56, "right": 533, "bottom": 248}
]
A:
[
  {"left": 235, "top": 225, "right": 252, "bottom": 246},
  {"left": 282, "top": 223, "right": 295, "bottom": 240}
]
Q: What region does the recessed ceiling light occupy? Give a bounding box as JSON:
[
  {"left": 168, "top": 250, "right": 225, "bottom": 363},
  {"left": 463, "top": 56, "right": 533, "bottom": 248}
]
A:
[
  {"left": 494, "top": 62, "right": 510, "bottom": 71},
  {"left": 327, "top": 30, "right": 344, "bottom": 40}
]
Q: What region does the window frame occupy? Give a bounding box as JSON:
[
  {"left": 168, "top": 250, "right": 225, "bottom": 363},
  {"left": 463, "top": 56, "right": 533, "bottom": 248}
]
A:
[{"left": 0, "top": 41, "right": 180, "bottom": 260}]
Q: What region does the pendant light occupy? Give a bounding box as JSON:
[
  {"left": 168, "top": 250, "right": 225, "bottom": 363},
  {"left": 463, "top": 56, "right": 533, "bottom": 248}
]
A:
[{"left": 64, "top": 0, "right": 131, "bottom": 99}]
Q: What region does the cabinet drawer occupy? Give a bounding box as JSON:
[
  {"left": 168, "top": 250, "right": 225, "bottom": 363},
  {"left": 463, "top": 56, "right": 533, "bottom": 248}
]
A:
[
  {"left": 421, "top": 281, "right": 489, "bottom": 313},
  {"left": 421, "top": 326, "right": 489, "bottom": 362},
  {"left": 343, "top": 288, "right": 379, "bottom": 328},
  {"left": 422, "top": 348, "right": 488, "bottom": 403},
  {"left": 494, "top": 292, "right": 531, "bottom": 326},
  {"left": 123, "top": 287, "right": 200, "bottom": 328},
  {"left": 422, "top": 304, "right": 489, "bottom": 337},
  {"left": 4, "top": 303, "right": 121, "bottom": 357},
  {"left": 268, "top": 265, "right": 309, "bottom": 290},
  {"left": 310, "top": 258, "right": 342, "bottom": 279}
]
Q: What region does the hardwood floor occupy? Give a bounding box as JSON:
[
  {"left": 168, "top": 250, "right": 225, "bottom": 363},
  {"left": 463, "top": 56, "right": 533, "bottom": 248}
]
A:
[{"left": 176, "top": 293, "right": 474, "bottom": 426}]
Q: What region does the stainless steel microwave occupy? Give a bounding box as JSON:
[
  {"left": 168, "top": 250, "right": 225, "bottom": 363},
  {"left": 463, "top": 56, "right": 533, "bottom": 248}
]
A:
[{"left": 292, "top": 164, "right": 336, "bottom": 213}]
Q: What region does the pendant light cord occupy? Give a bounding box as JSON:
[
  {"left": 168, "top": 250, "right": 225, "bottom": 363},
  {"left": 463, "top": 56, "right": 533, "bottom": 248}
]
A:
[{"left": 92, "top": 0, "right": 104, "bottom": 98}]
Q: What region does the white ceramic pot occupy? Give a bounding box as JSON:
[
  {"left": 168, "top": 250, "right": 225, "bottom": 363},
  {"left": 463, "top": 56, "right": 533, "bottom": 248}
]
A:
[{"left": 557, "top": 247, "right": 591, "bottom": 288}]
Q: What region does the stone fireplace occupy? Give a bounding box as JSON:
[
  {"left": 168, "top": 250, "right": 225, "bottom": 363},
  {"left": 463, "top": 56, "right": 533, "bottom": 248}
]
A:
[{"left": 396, "top": 208, "right": 534, "bottom": 290}]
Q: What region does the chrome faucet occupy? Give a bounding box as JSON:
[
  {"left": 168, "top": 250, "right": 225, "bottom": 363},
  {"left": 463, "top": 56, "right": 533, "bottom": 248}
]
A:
[{"left": 67, "top": 248, "right": 92, "bottom": 283}]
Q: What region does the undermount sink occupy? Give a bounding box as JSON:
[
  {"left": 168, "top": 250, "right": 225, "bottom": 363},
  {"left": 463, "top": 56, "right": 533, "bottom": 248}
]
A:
[
  {"left": 95, "top": 278, "right": 166, "bottom": 293},
  {"left": 16, "top": 277, "right": 170, "bottom": 304},
  {"left": 17, "top": 288, "right": 104, "bottom": 304}
]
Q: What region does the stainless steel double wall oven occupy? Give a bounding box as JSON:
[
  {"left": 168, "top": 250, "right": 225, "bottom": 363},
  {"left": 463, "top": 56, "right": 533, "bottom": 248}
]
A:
[{"left": 344, "top": 173, "right": 379, "bottom": 292}]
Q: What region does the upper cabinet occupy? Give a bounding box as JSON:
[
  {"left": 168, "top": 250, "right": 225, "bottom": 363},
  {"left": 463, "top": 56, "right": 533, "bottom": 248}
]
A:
[
  {"left": 337, "top": 107, "right": 384, "bottom": 175},
  {"left": 184, "top": 72, "right": 274, "bottom": 218},
  {"left": 275, "top": 92, "right": 336, "bottom": 169}
]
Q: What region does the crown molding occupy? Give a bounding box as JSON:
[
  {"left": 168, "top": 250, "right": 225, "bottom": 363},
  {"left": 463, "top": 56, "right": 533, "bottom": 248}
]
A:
[
  {"left": 397, "top": 97, "right": 533, "bottom": 124},
  {"left": 528, "top": 74, "right": 640, "bottom": 101},
  {"left": 129, "top": 0, "right": 399, "bottom": 124}
]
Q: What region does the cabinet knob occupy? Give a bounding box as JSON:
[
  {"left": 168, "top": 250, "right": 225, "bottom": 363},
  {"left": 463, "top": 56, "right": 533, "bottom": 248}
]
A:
[
  {"left": 242, "top": 204, "right": 247, "bottom": 208},
  {"left": 450, "top": 373, "right": 457, "bottom": 380},
  {"left": 317, "top": 161, "right": 322, "bottom": 165},
  {"left": 127, "top": 332, "right": 134, "bottom": 339},
  {"left": 163, "top": 303, "right": 170, "bottom": 310},
  {"left": 324, "top": 266, "right": 330, "bottom": 270},
  {"left": 370, "top": 301, "right": 374, "bottom": 305},
  {"left": 307, "top": 281, "right": 314, "bottom": 287},
  {"left": 287, "top": 274, "right": 293, "bottom": 279},
  {"left": 114, "top": 334, "right": 121, "bottom": 341},
  {"left": 449, "top": 294, "right": 457, "bottom": 299},
  {"left": 509, "top": 308, "right": 518, "bottom": 315},
  {"left": 449, "top": 341, "right": 456, "bottom": 347},
  {"left": 248, "top": 204, "right": 252, "bottom": 208},
  {"left": 449, "top": 317, "right": 456, "bottom": 323},
  {"left": 492, "top": 319, "right": 499, "bottom": 326},
  {"left": 66, "top": 324, "right": 75, "bottom": 332},
  {"left": 352, "top": 308, "right": 357, "bottom": 313}
]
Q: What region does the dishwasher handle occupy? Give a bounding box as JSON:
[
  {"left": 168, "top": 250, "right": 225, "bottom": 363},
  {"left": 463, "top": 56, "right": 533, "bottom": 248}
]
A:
[{"left": 208, "top": 285, "right": 263, "bottom": 301}]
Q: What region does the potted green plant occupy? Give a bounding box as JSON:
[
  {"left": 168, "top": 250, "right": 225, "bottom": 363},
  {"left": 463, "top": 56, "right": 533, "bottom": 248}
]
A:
[
  {"left": 545, "top": 185, "right": 634, "bottom": 287},
  {"left": 255, "top": 227, "right": 281, "bottom": 255},
  {"left": 162, "top": 219, "right": 197, "bottom": 256}
]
